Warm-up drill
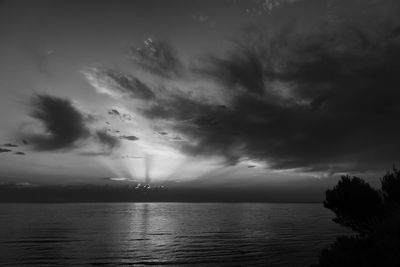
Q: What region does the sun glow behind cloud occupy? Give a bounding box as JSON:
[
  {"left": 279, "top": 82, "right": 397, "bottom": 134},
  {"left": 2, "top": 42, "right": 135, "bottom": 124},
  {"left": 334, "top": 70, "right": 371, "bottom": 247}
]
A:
[
  {"left": 80, "top": 50, "right": 240, "bottom": 183},
  {"left": 76, "top": 97, "right": 229, "bottom": 183}
]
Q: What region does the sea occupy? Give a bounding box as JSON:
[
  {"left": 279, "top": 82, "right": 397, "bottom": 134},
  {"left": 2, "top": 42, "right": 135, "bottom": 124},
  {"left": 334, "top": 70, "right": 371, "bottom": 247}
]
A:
[{"left": 0, "top": 203, "right": 349, "bottom": 266}]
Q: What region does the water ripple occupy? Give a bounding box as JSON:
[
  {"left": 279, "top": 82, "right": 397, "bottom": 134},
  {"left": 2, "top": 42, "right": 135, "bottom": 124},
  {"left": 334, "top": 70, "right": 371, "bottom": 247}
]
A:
[{"left": 0, "top": 203, "right": 349, "bottom": 266}]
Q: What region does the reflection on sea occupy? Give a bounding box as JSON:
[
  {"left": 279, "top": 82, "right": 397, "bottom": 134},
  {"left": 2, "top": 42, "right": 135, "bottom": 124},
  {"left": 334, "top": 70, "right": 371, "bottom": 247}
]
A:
[{"left": 0, "top": 203, "right": 348, "bottom": 266}]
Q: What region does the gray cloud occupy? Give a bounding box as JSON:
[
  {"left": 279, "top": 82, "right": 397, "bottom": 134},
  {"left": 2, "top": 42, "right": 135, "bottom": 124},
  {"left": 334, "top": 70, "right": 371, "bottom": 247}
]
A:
[
  {"left": 95, "top": 130, "right": 120, "bottom": 150},
  {"left": 108, "top": 109, "right": 120, "bottom": 116},
  {"left": 198, "top": 48, "right": 265, "bottom": 95},
  {"left": 130, "top": 38, "right": 183, "bottom": 78},
  {"left": 120, "top": 135, "right": 139, "bottom": 141},
  {"left": 2, "top": 143, "right": 18, "bottom": 147},
  {"left": 78, "top": 151, "right": 114, "bottom": 157},
  {"left": 170, "top": 136, "right": 184, "bottom": 142},
  {"left": 84, "top": 68, "right": 155, "bottom": 100},
  {"left": 23, "top": 94, "right": 122, "bottom": 154},
  {"left": 104, "top": 70, "right": 155, "bottom": 100},
  {"left": 26, "top": 94, "right": 90, "bottom": 150},
  {"left": 107, "top": 109, "right": 134, "bottom": 122}
]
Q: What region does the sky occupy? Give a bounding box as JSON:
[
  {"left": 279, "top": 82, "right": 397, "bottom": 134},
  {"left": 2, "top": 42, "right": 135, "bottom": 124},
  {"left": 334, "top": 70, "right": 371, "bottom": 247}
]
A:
[{"left": 1, "top": 0, "right": 400, "bottom": 195}]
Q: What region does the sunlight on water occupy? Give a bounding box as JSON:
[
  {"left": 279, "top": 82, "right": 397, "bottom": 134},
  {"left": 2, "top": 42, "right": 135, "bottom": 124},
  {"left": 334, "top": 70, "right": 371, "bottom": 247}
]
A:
[{"left": 0, "top": 203, "right": 348, "bottom": 266}]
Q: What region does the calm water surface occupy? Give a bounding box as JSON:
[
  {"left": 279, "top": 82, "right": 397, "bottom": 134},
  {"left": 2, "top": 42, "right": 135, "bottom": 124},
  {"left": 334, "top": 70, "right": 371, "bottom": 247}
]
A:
[{"left": 0, "top": 203, "right": 348, "bottom": 266}]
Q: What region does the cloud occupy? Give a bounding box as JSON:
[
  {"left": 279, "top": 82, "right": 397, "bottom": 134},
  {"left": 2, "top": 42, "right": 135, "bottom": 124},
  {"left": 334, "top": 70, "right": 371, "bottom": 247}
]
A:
[
  {"left": 198, "top": 48, "right": 265, "bottom": 96},
  {"left": 102, "top": 177, "right": 137, "bottom": 182},
  {"left": 79, "top": 151, "right": 115, "bottom": 157},
  {"left": 134, "top": 0, "right": 400, "bottom": 172},
  {"left": 26, "top": 94, "right": 90, "bottom": 150},
  {"left": 115, "top": 155, "right": 144, "bottom": 159},
  {"left": 22, "top": 94, "right": 122, "bottom": 153},
  {"left": 95, "top": 130, "right": 120, "bottom": 150},
  {"left": 120, "top": 135, "right": 139, "bottom": 141},
  {"left": 3, "top": 143, "right": 18, "bottom": 147},
  {"left": 130, "top": 38, "right": 183, "bottom": 78},
  {"left": 83, "top": 68, "right": 155, "bottom": 100},
  {"left": 108, "top": 109, "right": 120, "bottom": 116},
  {"left": 107, "top": 109, "right": 134, "bottom": 122},
  {"left": 140, "top": 93, "right": 210, "bottom": 121},
  {"left": 171, "top": 136, "right": 184, "bottom": 142},
  {"left": 14, "top": 182, "right": 36, "bottom": 187}
]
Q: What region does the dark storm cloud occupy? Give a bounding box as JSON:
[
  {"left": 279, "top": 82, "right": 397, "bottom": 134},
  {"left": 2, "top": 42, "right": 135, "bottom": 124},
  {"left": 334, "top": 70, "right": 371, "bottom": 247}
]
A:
[
  {"left": 198, "top": 48, "right": 265, "bottom": 95},
  {"left": 95, "top": 130, "right": 120, "bottom": 150},
  {"left": 26, "top": 94, "right": 90, "bottom": 150},
  {"left": 135, "top": 0, "right": 400, "bottom": 172},
  {"left": 130, "top": 38, "right": 183, "bottom": 78},
  {"left": 23, "top": 94, "right": 122, "bottom": 153}
]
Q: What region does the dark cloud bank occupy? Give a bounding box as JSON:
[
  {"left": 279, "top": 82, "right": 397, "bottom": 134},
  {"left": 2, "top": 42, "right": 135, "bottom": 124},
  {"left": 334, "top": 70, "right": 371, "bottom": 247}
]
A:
[
  {"left": 23, "top": 94, "right": 120, "bottom": 151},
  {"left": 26, "top": 94, "right": 90, "bottom": 150},
  {"left": 119, "top": 0, "right": 400, "bottom": 173}
]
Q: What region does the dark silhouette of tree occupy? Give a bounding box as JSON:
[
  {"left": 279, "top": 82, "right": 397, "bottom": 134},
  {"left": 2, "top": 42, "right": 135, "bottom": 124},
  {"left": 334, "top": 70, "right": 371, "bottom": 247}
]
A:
[
  {"left": 381, "top": 166, "right": 400, "bottom": 204},
  {"left": 324, "top": 175, "right": 384, "bottom": 235},
  {"left": 314, "top": 167, "right": 400, "bottom": 267}
]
